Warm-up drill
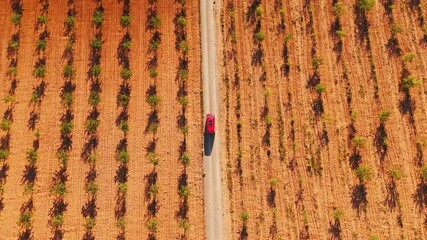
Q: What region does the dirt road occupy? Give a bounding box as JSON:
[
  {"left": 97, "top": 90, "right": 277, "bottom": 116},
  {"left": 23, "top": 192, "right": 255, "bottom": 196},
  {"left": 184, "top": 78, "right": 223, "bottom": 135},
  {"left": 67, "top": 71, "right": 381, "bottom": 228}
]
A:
[{"left": 201, "top": 0, "right": 225, "bottom": 239}]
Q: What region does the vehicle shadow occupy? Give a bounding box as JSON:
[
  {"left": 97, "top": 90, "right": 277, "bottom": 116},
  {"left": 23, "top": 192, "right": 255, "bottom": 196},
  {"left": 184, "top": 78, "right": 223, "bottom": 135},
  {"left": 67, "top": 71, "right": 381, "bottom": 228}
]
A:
[{"left": 204, "top": 132, "right": 215, "bottom": 156}]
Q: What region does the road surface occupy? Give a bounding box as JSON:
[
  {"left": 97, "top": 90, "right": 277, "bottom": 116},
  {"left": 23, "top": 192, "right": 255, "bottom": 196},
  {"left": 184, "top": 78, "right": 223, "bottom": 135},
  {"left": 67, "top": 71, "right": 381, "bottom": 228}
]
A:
[{"left": 200, "top": 0, "right": 225, "bottom": 240}]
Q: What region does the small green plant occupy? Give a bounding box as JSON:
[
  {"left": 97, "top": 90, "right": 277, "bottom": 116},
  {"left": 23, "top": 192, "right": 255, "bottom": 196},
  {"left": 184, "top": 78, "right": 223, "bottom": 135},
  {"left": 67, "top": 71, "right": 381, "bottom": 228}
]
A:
[
  {"left": 8, "top": 40, "right": 19, "bottom": 49},
  {"left": 269, "top": 178, "right": 278, "bottom": 187},
  {"left": 181, "top": 153, "right": 189, "bottom": 166},
  {"left": 179, "top": 40, "right": 189, "bottom": 54},
  {"left": 358, "top": 0, "right": 375, "bottom": 12},
  {"left": 3, "top": 94, "right": 15, "bottom": 104},
  {"left": 312, "top": 56, "right": 322, "bottom": 70},
  {"left": 332, "top": 1, "right": 346, "bottom": 17},
  {"left": 356, "top": 166, "right": 373, "bottom": 183},
  {"left": 120, "top": 14, "right": 131, "bottom": 27},
  {"left": 18, "top": 211, "right": 32, "bottom": 228},
  {"left": 265, "top": 115, "right": 272, "bottom": 126},
  {"left": 57, "top": 150, "right": 68, "bottom": 166},
  {"left": 116, "top": 217, "right": 126, "bottom": 229},
  {"left": 402, "top": 52, "right": 416, "bottom": 63},
  {"left": 391, "top": 23, "right": 402, "bottom": 34},
  {"left": 332, "top": 208, "right": 344, "bottom": 222},
  {"left": 178, "top": 96, "right": 189, "bottom": 108},
  {"left": 37, "top": 15, "right": 48, "bottom": 24},
  {"left": 84, "top": 217, "right": 96, "bottom": 229},
  {"left": 148, "top": 14, "right": 161, "bottom": 29},
  {"left": 88, "top": 152, "right": 97, "bottom": 164},
  {"left": 26, "top": 148, "right": 38, "bottom": 164},
  {"left": 402, "top": 75, "right": 421, "bottom": 90},
  {"left": 36, "top": 40, "right": 47, "bottom": 51},
  {"left": 23, "top": 183, "right": 35, "bottom": 195},
  {"left": 85, "top": 182, "right": 98, "bottom": 196},
  {"left": 10, "top": 13, "right": 22, "bottom": 25},
  {"left": 0, "top": 150, "right": 9, "bottom": 160},
  {"left": 177, "top": 15, "right": 186, "bottom": 27},
  {"left": 88, "top": 92, "right": 100, "bottom": 106},
  {"left": 122, "top": 39, "right": 131, "bottom": 50},
  {"left": 147, "top": 218, "right": 158, "bottom": 232},
  {"left": 85, "top": 118, "right": 100, "bottom": 133},
  {"left": 63, "top": 65, "right": 75, "bottom": 78},
  {"left": 179, "top": 69, "right": 188, "bottom": 80},
  {"left": 65, "top": 15, "right": 76, "bottom": 26},
  {"left": 314, "top": 83, "right": 326, "bottom": 93},
  {"left": 256, "top": 6, "right": 264, "bottom": 16},
  {"left": 420, "top": 165, "right": 427, "bottom": 181},
  {"left": 284, "top": 33, "right": 292, "bottom": 42},
  {"left": 352, "top": 136, "right": 366, "bottom": 148},
  {"left": 91, "top": 64, "right": 101, "bottom": 76},
  {"left": 240, "top": 211, "right": 249, "bottom": 222},
  {"left": 8, "top": 67, "right": 18, "bottom": 75},
  {"left": 178, "top": 185, "right": 190, "bottom": 200},
  {"left": 389, "top": 167, "right": 402, "bottom": 181},
  {"left": 181, "top": 125, "right": 188, "bottom": 135},
  {"left": 149, "top": 69, "right": 158, "bottom": 78},
  {"left": 120, "top": 68, "right": 132, "bottom": 80},
  {"left": 148, "top": 123, "right": 158, "bottom": 133},
  {"left": 65, "top": 38, "right": 74, "bottom": 50},
  {"left": 90, "top": 38, "right": 102, "bottom": 49},
  {"left": 335, "top": 29, "right": 347, "bottom": 37},
  {"left": 379, "top": 109, "right": 391, "bottom": 122},
  {"left": 178, "top": 219, "right": 190, "bottom": 231},
  {"left": 92, "top": 10, "right": 104, "bottom": 26},
  {"left": 52, "top": 182, "right": 67, "bottom": 196},
  {"left": 51, "top": 213, "right": 64, "bottom": 226},
  {"left": 118, "top": 94, "right": 130, "bottom": 108},
  {"left": 31, "top": 91, "right": 42, "bottom": 103},
  {"left": 119, "top": 120, "right": 128, "bottom": 133},
  {"left": 62, "top": 92, "right": 74, "bottom": 108},
  {"left": 147, "top": 95, "right": 160, "bottom": 107},
  {"left": 369, "top": 236, "right": 379, "bottom": 240},
  {"left": 254, "top": 31, "right": 265, "bottom": 41},
  {"left": 148, "top": 183, "right": 159, "bottom": 197},
  {"left": 149, "top": 39, "right": 160, "bottom": 51},
  {"left": 34, "top": 65, "right": 46, "bottom": 78},
  {"left": 34, "top": 129, "right": 40, "bottom": 138},
  {"left": 118, "top": 149, "right": 129, "bottom": 164},
  {"left": 118, "top": 182, "right": 128, "bottom": 193},
  {"left": 148, "top": 152, "right": 159, "bottom": 165},
  {"left": 0, "top": 118, "right": 11, "bottom": 132},
  {"left": 60, "top": 120, "right": 73, "bottom": 135}
]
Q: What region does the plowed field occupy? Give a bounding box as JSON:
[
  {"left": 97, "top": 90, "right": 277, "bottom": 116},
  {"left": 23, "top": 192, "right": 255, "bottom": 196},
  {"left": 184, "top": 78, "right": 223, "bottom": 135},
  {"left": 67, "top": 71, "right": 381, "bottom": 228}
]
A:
[
  {"left": 219, "top": 0, "right": 427, "bottom": 239},
  {"left": 0, "top": 0, "right": 204, "bottom": 239}
]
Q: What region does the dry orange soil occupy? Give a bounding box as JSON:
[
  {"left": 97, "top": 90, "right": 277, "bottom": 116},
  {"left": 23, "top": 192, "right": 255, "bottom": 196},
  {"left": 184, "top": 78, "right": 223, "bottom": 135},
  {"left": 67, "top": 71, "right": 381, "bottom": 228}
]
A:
[
  {"left": 219, "top": 0, "right": 427, "bottom": 239},
  {"left": 0, "top": 0, "right": 204, "bottom": 239}
]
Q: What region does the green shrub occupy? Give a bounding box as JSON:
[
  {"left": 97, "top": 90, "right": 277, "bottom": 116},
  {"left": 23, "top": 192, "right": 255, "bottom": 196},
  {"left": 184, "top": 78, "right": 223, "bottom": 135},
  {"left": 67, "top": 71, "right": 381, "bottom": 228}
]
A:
[
  {"left": 177, "top": 15, "right": 186, "bottom": 27},
  {"left": 147, "top": 95, "right": 160, "bottom": 107},
  {"left": 269, "top": 178, "right": 278, "bottom": 187},
  {"left": 179, "top": 69, "right": 188, "bottom": 80},
  {"left": 8, "top": 40, "right": 19, "bottom": 49},
  {"left": 148, "top": 183, "right": 158, "bottom": 197},
  {"left": 91, "top": 64, "right": 101, "bottom": 76},
  {"left": 148, "top": 152, "right": 159, "bottom": 165},
  {"left": 0, "top": 150, "right": 9, "bottom": 160},
  {"left": 332, "top": 2, "right": 346, "bottom": 17},
  {"left": 352, "top": 136, "right": 366, "bottom": 148},
  {"left": 120, "top": 68, "right": 132, "bottom": 80},
  {"left": 10, "top": 13, "right": 22, "bottom": 25},
  {"left": 178, "top": 96, "right": 189, "bottom": 108},
  {"left": 335, "top": 29, "right": 347, "bottom": 37},
  {"left": 256, "top": 6, "right": 264, "bottom": 16},
  {"left": 379, "top": 109, "right": 391, "bottom": 122},
  {"left": 356, "top": 166, "right": 373, "bottom": 182},
  {"left": 241, "top": 211, "right": 249, "bottom": 222},
  {"left": 90, "top": 38, "right": 102, "bottom": 49},
  {"left": 148, "top": 123, "right": 158, "bottom": 133},
  {"left": 91, "top": 10, "right": 104, "bottom": 26},
  {"left": 116, "top": 217, "right": 126, "bottom": 229},
  {"left": 179, "top": 40, "right": 189, "bottom": 54},
  {"left": 3, "top": 94, "right": 15, "bottom": 104},
  {"left": 23, "top": 183, "right": 35, "bottom": 195},
  {"left": 37, "top": 15, "right": 48, "bottom": 24},
  {"left": 85, "top": 182, "right": 98, "bottom": 196},
  {"left": 178, "top": 219, "right": 190, "bottom": 231},
  {"left": 118, "top": 182, "right": 128, "bottom": 193},
  {"left": 420, "top": 165, "right": 427, "bottom": 181},
  {"left": 60, "top": 120, "right": 73, "bottom": 135},
  {"left": 18, "top": 211, "right": 32, "bottom": 228},
  {"left": 178, "top": 185, "right": 190, "bottom": 200},
  {"left": 52, "top": 213, "right": 64, "bottom": 226},
  {"left": 358, "top": 0, "right": 375, "bottom": 12},
  {"left": 389, "top": 168, "right": 402, "bottom": 181},
  {"left": 119, "top": 120, "right": 128, "bottom": 133},
  {"left": 63, "top": 65, "right": 75, "bottom": 78},
  {"left": 118, "top": 94, "right": 130, "bottom": 108},
  {"left": 57, "top": 150, "right": 68, "bottom": 166},
  {"left": 65, "top": 15, "right": 76, "bottom": 26},
  {"left": 88, "top": 92, "right": 100, "bottom": 106},
  {"left": 8, "top": 67, "right": 18, "bottom": 75},
  {"left": 148, "top": 14, "right": 161, "bottom": 29},
  {"left": 120, "top": 14, "right": 131, "bottom": 27},
  {"left": 402, "top": 75, "right": 421, "bottom": 90},
  {"left": 147, "top": 218, "right": 158, "bottom": 232},
  {"left": 254, "top": 31, "right": 265, "bottom": 41},
  {"left": 402, "top": 52, "right": 416, "bottom": 63},
  {"left": 391, "top": 23, "right": 402, "bottom": 34},
  {"left": 265, "top": 115, "right": 272, "bottom": 126},
  {"left": 122, "top": 39, "right": 131, "bottom": 50},
  {"left": 332, "top": 208, "right": 344, "bottom": 222},
  {"left": 181, "top": 125, "right": 188, "bottom": 135},
  {"left": 36, "top": 40, "right": 47, "bottom": 51},
  {"left": 149, "top": 69, "right": 158, "bottom": 78},
  {"left": 85, "top": 118, "right": 100, "bottom": 133},
  {"left": 84, "top": 217, "right": 96, "bottom": 229},
  {"left": 118, "top": 149, "right": 129, "bottom": 164},
  {"left": 0, "top": 118, "right": 11, "bottom": 131},
  {"left": 88, "top": 152, "right": 97, "bottom": 164},
  {"left": 52, "top": 182, "right": 67, "bottom": 196},
  {"left": 34, "top": 65, "right": 46, "bottom": 78},
  {"left": 314, "top": 83, "right": 326, "bottom": 93},
  {"left": 181, "top": 153, "right": 189, "bottom": 166},
  {"left": 31, "top": 91, "right": 42, "bottom": 103},
  {"left": 27, "top": 148, "right": 38, "bottom": 164},
  {"left": 312, "top": 56, "right": 322, "bottom": 70},
  {"left": 149, "top": 39, "right": 160, "bottom": 51}
]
